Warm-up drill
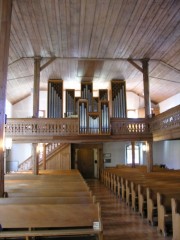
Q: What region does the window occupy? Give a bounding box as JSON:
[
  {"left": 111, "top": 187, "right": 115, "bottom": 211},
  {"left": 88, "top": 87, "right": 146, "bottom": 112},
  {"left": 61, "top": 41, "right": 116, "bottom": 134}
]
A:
[
  {"left": 39, "top": 110, "right": 45, "bottom": 118},
  {"left": 126, "top": 144, "right": 140, "bottom": 164},
  {"left": 127, "top": 110, "right": 138, "bottom": 118}
]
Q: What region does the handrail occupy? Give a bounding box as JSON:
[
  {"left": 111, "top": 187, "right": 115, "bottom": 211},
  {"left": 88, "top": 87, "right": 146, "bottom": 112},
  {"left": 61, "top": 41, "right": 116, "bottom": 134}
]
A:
[
  {"left": 5, "top": 105, "right": 180, "bottom": 141},
  {"left": 150, "top": 105, "right": 180, "bottom": 132}
]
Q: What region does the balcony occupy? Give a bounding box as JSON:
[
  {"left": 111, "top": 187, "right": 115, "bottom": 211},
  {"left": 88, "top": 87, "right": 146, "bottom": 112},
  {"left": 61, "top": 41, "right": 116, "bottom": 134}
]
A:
[{"left": 5, "top": 105, "right": 180, "bottom": 143}]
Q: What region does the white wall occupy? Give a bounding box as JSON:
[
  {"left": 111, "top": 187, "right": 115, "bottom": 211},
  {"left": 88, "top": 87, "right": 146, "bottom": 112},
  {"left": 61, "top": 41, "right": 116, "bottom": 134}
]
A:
[
  {"left": 12, "top": 95, "right": 33, "bottom": 118},
  {"left": 12, "top": 90, "right": 48, "bottom": 118},
  {"left": 39, "top": 91, "right": 47, "bottom": 117},
  {"left": 126, "top": 92, "right": 144, "bottom": 109},
  {"left": 153, "top": 140, "right": 180, "bottom": 169},
  {"left": 103, "top": 142, "right": 129, "bottom": 167},
  {"left": 6, "top": 143, "right": 32, "bottom": 172},
  {"left": 159, "top": 93, "right": 180, "bottom": 113},
  {"left": 5, "top": 99, "right": 12, "bottom": 118},
  {"left": 103, "top": 142, "right": 146, "bottom": 168}
]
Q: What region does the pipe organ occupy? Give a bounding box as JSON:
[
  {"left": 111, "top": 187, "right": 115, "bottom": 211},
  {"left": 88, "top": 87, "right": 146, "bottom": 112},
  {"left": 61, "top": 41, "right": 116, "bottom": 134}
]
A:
[
  {"left": 79, "top": 100, "right": 88, "bottom": 133},
  {"left": 47, "top": 79, "right": 126, "bottom": 134},
  {"left": 81, "top": 82, "right": 93, "bottom": 112},
  {"left": 111, "top": 80, "right": 127, "bottom": 118},
  {"left": 99, "top": 89, "right": 108, "bottom": 101},
  {"left": 48, "top": 80, "right": 63, "bottom": 118},
  {"left": 66, "top": 89, "right": 75, "bottom": 117},
  {"left": 78, "top": 82, "right": 110, "bottom": 135},
  {"left": 100, "top": 101, "right": 109, "bottom": 133}
]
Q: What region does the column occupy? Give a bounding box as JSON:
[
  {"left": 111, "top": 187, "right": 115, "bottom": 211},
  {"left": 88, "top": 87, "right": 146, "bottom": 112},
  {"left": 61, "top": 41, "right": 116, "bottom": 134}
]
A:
[
  {"left": 43, "top": 143, "right": 46, "bottom": 170},
  {"left": 131, "top": 141, "right": 135, "bottom": 168},
  {"left": 33, "top": 56, "right": 41, "bottom": 118},
  {"left": 32, "top": 57, "right": 41, "bottom": 174},
  {"left": 32, "top": 143, "right": 39, "bottom": 175},
  {"left": 146, "top": 140, "right": 153, "bottom": 172},
  {"left": 142, "top": 59, "right": 151, "bottom": 118},
  {"left": 0, "top": 0, "right": 12, "bottom": 197}
]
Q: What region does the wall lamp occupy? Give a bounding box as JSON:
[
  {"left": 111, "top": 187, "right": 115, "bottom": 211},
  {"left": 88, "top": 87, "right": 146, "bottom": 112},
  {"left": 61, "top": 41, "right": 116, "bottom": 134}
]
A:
[{"left": 5, "top": 138, "right": 12, "bottom": 150}]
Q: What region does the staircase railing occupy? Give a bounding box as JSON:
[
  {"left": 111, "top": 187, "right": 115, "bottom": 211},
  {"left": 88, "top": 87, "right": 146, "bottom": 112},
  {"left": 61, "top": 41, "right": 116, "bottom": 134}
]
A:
[{"left": 18, "top": 142, "right": 64, "bottom": 171}]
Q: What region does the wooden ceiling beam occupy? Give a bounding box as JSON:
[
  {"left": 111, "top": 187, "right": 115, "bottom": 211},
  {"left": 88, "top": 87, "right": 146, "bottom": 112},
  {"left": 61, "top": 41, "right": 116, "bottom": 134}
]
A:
[
  {"left": 127, "top": 59, "right": 143, "bottom": 73},
  {"left": 40, "top": 57, "right": 56, "bottom": 71}
]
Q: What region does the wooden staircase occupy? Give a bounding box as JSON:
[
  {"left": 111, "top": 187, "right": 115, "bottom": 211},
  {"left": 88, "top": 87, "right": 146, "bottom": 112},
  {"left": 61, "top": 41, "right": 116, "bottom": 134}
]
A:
[{"left": 18, "top": 143, "right": 69, "bottom": 171}]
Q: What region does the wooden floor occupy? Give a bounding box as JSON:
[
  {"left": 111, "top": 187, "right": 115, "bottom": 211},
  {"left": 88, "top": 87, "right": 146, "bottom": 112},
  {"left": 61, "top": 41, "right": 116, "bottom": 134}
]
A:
[{"left": 87, "top": 179, "right": 172, "bottom": 240}]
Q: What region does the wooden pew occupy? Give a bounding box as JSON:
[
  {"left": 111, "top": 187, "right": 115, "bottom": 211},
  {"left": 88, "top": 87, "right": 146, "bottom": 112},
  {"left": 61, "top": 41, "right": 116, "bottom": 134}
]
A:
[
  {"left": 171, "top": 198, "right": 180, "bottom": 240},
  {"left": 146, "top": 184, "right": 180, "bottom": 226},
  {"left": 0, "top": 195, "right": 96, "bottom": 204},
  {"left": 0, "top": 203, "right": 103, "bottom": 240},
  {"left": 157, "top": 192, "right": 180, "bottom": 237}
]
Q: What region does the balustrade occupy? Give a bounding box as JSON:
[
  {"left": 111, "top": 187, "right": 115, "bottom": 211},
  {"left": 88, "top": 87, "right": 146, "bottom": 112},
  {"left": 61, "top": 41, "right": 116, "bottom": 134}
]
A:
[
  {"left": 4, "top": 105, "right": 180, "bottom": 141},
  {"left": 150, "top": 105, "right": 180, "bottom": 131}
]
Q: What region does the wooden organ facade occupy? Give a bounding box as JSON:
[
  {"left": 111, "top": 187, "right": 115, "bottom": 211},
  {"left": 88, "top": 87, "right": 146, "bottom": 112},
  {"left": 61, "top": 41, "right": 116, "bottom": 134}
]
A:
[{"left": 47, "top": 79, "right": 127, "bottom": 135}]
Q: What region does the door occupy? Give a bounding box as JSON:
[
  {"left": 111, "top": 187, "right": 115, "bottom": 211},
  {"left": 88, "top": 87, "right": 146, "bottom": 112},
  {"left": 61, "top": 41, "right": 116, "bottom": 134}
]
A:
[{"left": 77, "top": 149, "right": 94, "bottom": 178}]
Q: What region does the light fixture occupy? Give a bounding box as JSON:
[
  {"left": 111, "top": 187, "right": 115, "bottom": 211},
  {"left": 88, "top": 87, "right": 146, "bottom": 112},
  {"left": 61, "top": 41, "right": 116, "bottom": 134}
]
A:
[
  {"left": 142, "top": 143, "right": 146, "bottom": 152},
  {"left": 5, "top": 138, "right": 12, "bottom": 150}
]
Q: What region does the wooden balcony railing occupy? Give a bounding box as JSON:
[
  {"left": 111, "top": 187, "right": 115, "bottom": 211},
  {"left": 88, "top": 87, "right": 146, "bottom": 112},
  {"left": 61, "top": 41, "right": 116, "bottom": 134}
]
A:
[
  {"left": 150, "top": 105, "right": 180, "bottom": 131},
  {"left": 5, "top": 118, "right": 79, "bottom": 137},
  {"left": 5, "top": 105, "right": 180, "bottom": 142}
]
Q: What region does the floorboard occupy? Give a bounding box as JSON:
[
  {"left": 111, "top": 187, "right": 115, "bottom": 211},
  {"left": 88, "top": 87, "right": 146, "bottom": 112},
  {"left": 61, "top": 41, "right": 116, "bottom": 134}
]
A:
[{"left": 87, "top": 179, "right": 172, "bottom": 240}]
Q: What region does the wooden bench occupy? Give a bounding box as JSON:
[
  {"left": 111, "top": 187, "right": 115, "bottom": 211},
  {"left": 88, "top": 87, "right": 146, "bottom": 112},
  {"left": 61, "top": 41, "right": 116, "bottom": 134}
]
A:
[
  {"left": 0, "top": 203, "right": 103, "bottom": 240},
  {"left": 0, "top": 195, "right": 96, "bottom": 204},
  {"left": 171, "top": 198, "right": 180, "bottom": 240},
  {"left": 157, "top": 192, "right": 180, "bottom": 237},
  {"left": 146, "top": 184, "right": 180, "bottom": 226}
]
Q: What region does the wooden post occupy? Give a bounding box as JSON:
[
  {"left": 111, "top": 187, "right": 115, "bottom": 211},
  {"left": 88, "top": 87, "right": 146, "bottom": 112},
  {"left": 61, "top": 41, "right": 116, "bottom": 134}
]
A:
[
  {"left": 43, "top": 143, "right": 46, "bottom": 170},
  {"left": 33, "top": 56, "right": 41, "bottom": 118},
  {"left": 32, "top": 57, "right": 41, "bottom": 174},
  {"left": 32, "top": 143, "right": 39, "bottom": 175},
  {"left": 0, "top": 0, "right": 12, "bottom": 197},
  {"left": 146, "top": 140, "right": 153, "bottom": 172},
  {"left": 131, "top": 141, "right": 135, "bottom": 168},
  {"left": 142, "top": 59, "right": 151, "bottom": 118}
]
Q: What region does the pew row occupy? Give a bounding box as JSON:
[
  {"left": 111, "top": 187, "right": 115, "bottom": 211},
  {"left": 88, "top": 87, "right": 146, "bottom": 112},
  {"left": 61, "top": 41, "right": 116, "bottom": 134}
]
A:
[
  {"left": 157, "top": 192, "right": 180, "bottom": 237},
  {"left": 0, "top": 203, "right": 103, "bottom": 240},
  {"left": 171, "top": 198, "right": 180, "bottom": 240}
]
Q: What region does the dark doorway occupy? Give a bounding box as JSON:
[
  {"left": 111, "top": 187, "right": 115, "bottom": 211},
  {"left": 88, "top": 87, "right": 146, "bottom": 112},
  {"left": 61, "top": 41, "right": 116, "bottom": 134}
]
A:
[{"left": 77, "top": 148, "right": 94, "bottom": 178}]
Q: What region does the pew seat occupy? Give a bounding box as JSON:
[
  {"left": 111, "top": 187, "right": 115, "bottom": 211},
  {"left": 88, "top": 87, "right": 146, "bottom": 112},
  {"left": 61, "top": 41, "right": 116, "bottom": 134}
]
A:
[{"left": 0, "top": 203, "right": 103, "bottom": 240}]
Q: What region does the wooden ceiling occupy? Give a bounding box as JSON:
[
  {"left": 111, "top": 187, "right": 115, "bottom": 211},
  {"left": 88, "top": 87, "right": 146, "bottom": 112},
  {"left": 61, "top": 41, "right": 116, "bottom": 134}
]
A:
[{"left": 7, "top": 0, "right": 180, "bottom": 105}]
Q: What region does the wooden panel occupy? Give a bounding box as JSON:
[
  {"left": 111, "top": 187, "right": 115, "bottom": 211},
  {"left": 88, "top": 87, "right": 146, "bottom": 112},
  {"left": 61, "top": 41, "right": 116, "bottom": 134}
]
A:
[
  {"left": 45, "top": 144, "right": 71, "bottom": 170},
  {"left": 77, "top": 60, "right": 104, "bottom": 78},
  {"left": 4, "top": 0, "right": 180, "bottom": 107}
]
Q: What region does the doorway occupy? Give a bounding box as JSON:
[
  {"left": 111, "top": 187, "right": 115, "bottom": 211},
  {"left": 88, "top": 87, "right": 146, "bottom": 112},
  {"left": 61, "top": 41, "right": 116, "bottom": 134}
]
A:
[
  {"left": 71, "top": 143, "right": 103, "bottom": 179},
  {"left": 77, "top": 148, "right": 94, "bottom": 178}
]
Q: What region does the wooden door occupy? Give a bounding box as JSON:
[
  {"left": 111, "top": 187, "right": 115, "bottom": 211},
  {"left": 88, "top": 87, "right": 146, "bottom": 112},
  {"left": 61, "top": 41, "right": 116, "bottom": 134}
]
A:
[{"left": 77, "top": 149, "right": 94, "bottom": 178}]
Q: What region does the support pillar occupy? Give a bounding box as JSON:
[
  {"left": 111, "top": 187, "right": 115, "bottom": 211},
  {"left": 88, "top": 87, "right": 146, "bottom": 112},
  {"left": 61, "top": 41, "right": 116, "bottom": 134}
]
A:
[
  {"left": 131, "top": 141, "right": 135, "bottom": 168},
  {"left": 33, "top": 56, "right": 41, "bottom": 118},
  {"left": 142, "top": 59, "right": 151, "bottom": 118},
  {"left": 32, "top": 56, "right": 41, "bottom": 174},
  {"left": 32, "top": 143, "right": 39, "bottom": 175},
  {"left": 0, "top": 0, "right": 12, "bottom": 197},
  {"left": 43, "top": 143, "right": 46, "bottom": 170},
  {"left": 146, "top": 140, "right": 153, "bottom": 172}
]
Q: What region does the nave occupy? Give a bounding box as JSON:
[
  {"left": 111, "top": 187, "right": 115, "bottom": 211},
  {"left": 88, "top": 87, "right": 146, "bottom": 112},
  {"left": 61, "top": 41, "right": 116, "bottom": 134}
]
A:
[{"left": 87, "top": 179, "right": 172, "bottom": 240}]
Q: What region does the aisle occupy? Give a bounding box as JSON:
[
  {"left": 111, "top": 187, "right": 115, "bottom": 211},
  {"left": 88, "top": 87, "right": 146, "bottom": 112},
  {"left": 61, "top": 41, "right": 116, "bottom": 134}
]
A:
[{"left": 87, "top": 179, "right": 172, "bottom": 240}]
